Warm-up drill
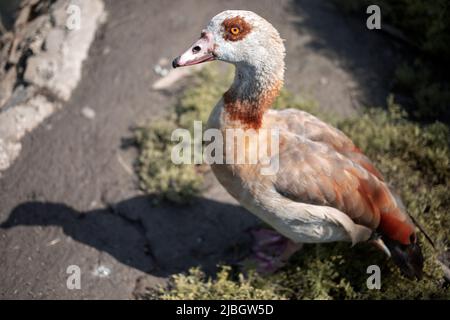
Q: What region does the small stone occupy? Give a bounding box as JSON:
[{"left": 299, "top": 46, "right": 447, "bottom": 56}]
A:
[
  {"left": 81, "top": 107, "right": 96, "bottom": 119},
  {"left": 50, "top": 1, "right": 69, "bottom": 27},
  {"left": 47, "top": 238, "right": 60, "bottom": 246},
  {"left": 44, "top": 29, "right": 65, "bottom": 53},
  {"left": 93, "top": 265, "right": 111, "bottom": 278},
  {"left": 160, "top": 68, "right": 169, "bottom": 76},
  {"left": 102, "top": 46, "right": 111, "bottom": 55},
  {"left": 0, "top": 68, "right": 17, "bottom": 108},
  {"left": 152, "top": 64, "right": 205, "bottom": 90},
  {"left": 153, "top": 64, "right": 169, "bottom": 77},
  {"left": 24, "top": 55, "right": 57, "bottom": 85},
  {"left": 157, "top": 57, "right": 169, "bottom": 66}
]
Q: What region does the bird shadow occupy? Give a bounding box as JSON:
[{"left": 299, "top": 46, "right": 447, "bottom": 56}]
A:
[{"left": 0, "top": 195, "right": 259, "bottom": 277}]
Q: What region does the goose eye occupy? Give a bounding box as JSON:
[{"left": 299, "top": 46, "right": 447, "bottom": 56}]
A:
[{"left": 230, "top": 27, "right": 240, "bottom": 35}]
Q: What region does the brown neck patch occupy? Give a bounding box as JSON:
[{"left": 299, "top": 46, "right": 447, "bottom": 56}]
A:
[
  {"left": 222, "top": 16, "right": 252, "bottom": 42},
  {"left": 223, "top": 81, "right": 282, "bottom": 129}
]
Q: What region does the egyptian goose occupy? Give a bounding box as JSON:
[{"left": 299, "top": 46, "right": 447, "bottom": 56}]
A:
[{"left": 172, "top": 10, "right": 423, "bottom": 278}]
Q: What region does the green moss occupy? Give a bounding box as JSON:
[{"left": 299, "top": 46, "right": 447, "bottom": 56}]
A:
[
  {"left": 393, "top": 61, "right": 450, "bottom": 121},
  {"left": 273, "top": 89, "right": 319, "bottom": 115},
  {"left": 158, "top": 242, "right": 448, "bottom": 300},
  {"left": 176, "top": 65, "right": 233, "bottom": 128},
  {"left": 134, "top": 119, "right": 202, "bottom": 204},
  {"left": 156, "top": 267, "right": 285, "bottom": 300}
]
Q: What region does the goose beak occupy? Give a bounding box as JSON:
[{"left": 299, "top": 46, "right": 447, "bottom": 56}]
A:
[{"left": 172, "top": 31, "right": 216, "bottom": 68}]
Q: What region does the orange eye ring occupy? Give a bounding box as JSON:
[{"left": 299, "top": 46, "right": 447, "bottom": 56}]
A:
[{"left": 230, "top": 27, "right": 240, "bottom": 35}]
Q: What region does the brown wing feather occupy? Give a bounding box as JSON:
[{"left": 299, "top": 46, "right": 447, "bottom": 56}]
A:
[
  {"left": 275, "top": 109, "right": 385, "bottom": 181},
  {"left": 273, "top": 132, "right": 416, "bottom": 245}
]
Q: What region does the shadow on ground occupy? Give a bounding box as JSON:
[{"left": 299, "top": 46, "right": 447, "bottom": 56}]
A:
[
  {"left": 290, "top": 0, "right": 400, "bottom": 108},
  {"left": 1, "top": 196, "right": 258, "bottom": 277}
]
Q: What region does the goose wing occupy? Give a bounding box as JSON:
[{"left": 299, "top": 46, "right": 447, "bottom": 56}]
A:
[
  {"left": 273, "top": 109, "right": 384, "bottom": 181},
  {"left": 272, "top": 132, "right": 416, "bottom": 245}
]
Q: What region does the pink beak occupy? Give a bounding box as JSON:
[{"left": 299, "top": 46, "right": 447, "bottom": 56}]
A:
[{"left": 172, "top": 31, "right": 216, "bottom": 68}]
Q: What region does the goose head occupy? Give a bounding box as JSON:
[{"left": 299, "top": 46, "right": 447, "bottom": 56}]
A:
[{"left": 172, "top": 10, "right": 285, "bottom": 82}]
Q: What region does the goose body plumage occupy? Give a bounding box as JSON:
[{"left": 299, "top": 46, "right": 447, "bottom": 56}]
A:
[{"left": 173, "top": 10, "right": 424, "bottom": 278}]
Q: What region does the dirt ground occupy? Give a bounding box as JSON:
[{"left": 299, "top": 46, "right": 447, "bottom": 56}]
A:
[{"left": 0, "top": 0, "right": 399, "bottom": 299}]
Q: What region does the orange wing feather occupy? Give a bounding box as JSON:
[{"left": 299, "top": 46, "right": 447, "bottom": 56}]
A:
[{"left": 273, "top": 125, "right": 416, "bottom": 245}]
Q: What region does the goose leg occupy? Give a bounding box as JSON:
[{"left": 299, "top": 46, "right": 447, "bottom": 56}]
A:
[{"left": 249, "top": 228, "right": 303, "bottom": 274}]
